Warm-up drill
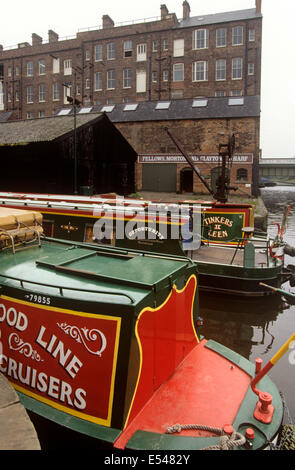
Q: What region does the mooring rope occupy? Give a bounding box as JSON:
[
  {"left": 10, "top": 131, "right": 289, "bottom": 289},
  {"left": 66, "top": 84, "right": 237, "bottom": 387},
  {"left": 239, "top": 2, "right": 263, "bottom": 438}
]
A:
[{"left": 166, "top": 423, "right": 246, "bottom": 450}]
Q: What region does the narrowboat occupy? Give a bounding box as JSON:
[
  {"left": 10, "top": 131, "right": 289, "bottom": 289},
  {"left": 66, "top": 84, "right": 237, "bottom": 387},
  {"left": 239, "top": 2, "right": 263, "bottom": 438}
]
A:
[
  {"left": 0, "top": 207, "right": 289, "bottom": 450},
  {"left": 0, "top": 192, "right": 288, "bottom": 297}
]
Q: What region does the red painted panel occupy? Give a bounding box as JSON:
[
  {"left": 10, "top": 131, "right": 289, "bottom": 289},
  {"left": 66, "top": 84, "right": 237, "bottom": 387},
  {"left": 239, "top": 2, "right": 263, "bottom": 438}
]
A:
[{"left": 0, "top": 297, "right": 120, "bottom": 426}]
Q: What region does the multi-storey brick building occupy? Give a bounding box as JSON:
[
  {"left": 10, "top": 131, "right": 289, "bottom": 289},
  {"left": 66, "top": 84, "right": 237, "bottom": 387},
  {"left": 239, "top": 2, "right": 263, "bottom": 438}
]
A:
[{"left": 0, "top": 1, "right": 263, "bottom": 196}]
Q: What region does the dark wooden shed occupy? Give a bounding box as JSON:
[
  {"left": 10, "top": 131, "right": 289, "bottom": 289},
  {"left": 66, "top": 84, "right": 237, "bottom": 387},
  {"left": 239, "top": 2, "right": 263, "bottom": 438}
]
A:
[{"left": 0, "top": 112, "right": 137, "bottom": 195}]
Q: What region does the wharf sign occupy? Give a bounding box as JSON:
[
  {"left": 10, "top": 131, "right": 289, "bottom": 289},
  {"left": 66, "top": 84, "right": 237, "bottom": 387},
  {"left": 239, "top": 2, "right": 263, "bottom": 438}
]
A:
[
  {"left": 138, "top": 154, "right": 253, "bottom": 164},
  {"left": 0, "top": 297, "right": 121, "bottom": 426}
]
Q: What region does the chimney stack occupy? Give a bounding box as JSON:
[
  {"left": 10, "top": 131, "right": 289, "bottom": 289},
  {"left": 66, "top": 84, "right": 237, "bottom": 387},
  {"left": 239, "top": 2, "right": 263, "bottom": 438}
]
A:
[
  {"left": 160, "top": 4, "right": 169, "bottom": 19},
  {"left": 102, "top": 15, "right": 114, "bottom": 29},
  {"left": 48, "top": 30, "right": 59, "bottom": 43},
  {"left": 256, "top": 0, "right": 262, "bottom": 13},
  {"left": 182, "top": 1, "right": 190, "bottom": 20},
  {"left": 32, "top": 33, "right": 42, "bottom": 47}
]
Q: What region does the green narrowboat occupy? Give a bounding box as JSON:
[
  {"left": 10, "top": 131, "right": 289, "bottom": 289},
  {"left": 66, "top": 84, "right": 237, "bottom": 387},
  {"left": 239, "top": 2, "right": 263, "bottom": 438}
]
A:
[
  {"left": 0, "top": 207, "right": 289, "bottom": 450},
  {"left": 0, "top": 192, "right": 288, "bottom": 296}
]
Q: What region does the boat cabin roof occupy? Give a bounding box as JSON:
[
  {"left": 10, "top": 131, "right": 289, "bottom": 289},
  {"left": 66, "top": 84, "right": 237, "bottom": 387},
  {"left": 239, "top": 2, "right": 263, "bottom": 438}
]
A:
[{"left": 0, "top": 236, "right": 192, "bottom": 307}]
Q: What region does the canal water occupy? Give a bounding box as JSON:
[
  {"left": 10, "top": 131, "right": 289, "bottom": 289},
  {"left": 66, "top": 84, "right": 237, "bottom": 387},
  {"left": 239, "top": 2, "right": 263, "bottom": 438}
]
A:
[
  {"left": 200, "top": 185, "right": 295, "bottom": 424},
  {"left": 30, "top": 185, "right": 295, "bottom": 449}
]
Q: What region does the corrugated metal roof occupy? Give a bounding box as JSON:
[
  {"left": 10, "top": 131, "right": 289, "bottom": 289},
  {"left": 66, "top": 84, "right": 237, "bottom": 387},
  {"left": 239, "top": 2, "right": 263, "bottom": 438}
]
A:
[
  {"left": 0, "top": 113, "right": 103, "bottom": 145},
  {"left": 177, "top": 8, "right": 262, "bottom": 29}
]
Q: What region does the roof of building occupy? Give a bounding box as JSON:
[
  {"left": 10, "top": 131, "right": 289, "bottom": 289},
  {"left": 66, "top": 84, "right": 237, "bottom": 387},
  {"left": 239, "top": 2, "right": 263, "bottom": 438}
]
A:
[
  {"left": 92, "top": 96, "right": 260, "bottom": 123},
  {"left": 0, "top": 113, "right": 104, "bottom": 145},
  {"left": 177, "top": 8, "right": 262, "bottom": 29}
]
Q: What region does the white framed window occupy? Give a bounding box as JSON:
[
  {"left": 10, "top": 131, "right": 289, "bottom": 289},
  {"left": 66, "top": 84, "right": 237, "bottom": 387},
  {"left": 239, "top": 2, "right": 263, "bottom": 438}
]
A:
[
  {"left": 192, "top": 61, "right": 208, "bottom": 82},
  {"left": 64, "top": 59, "right": 72, "bottom": 76},
  {"left": 27, "top": 85, "right": 33, "bottom": 103},
  {"left": 7, "top": 67, "right": 12, "bottom": 77},
  {"left": 136, "top": 70, "right": 146, "bottom": 93},
  {"left": 107, "top": 69, "right": 115, "bottom": 89},
  {"left": 53, "top": 83, "right": 59, "bottom": 101},
  {"left": 163, "top": 39, "right": 168, "bottom": 51},
  {"left": 173, "top": 63, "right": 184, "bottom": 82},
  {"left": 85, "top": 79, "right": 90, "bottom": 89},
  {"left": 230, "top": 90, "right": 243, "bottom": 97},
  {"left": 123, "top": 40, "right": 132, "bottom": 57},
  {"left": 39, "top": 84, "right": 46, "bottom": 102},
  {"left": 232, "top": 26, "right": 243, "bottom": 46},
  {"left": 216, "top": 28, "right": 227, "bottom": 47},
  {"left": 163, "top": 70, "right": 169, "bottom": 82},
  {"left": 248, "top": 63, "right": 255, "bottom": 75},
  {"left": 216, "top": 59, "right": 226, "bottom": 81},
  {"left": 85, "top": 50, "right": 90, "bottom": 61},
  {"left": 232, "top": 58, "right": 243, "bottom": 79},
  {"left": 137, "top": 44, "right": 146, "bottom": 62},
  {"left": 173, "top": 39, "right": 184, "bottom": 57},
  {"left": 15, "top": 91, "right": 20, "bottom": 101},
  {"left": 107, "top": 43, "right": 115, "bottom": 60},
  {"left": 123, "top": 68, "right": 131, "bottom": 88},
  {"left": 152, "top": 40, "right": 158, "bottom": 52},
  {"left": 39, "top": 59, "right": 46, "bottom": 75},
  {"left": 63, "top": 83, "right": 72, "bottom": 104},
  {"left": 27, "top": 61, "right": 33, "bottom": 77},
  {"left": 152, "top": 71, "right": 157, "bottom": 82},
  {"left": 249, "top": 29, "right": 255, "bottom": 42},
  {"left": 94, "top": 71, "right": 102, "bottom": 91},
  {"left": 215, "top": 91, "right": 226, "bottom": 97},
  {"left": 26, "top": 112, "right": 33, "bottom": 119},
  {"left": 192, "top": 29, "right": 208, "bottom": 49},
  {"left": 52, "top": 58, "right": 60, "bottom": 74},
  {"left": 39, "top": 110, "right": 45, "bottom": 118},
  {"left": 15, "top": 66, "right": 20, "bottom": 76},
  {"left": 95, "top": 44, "right": 103, "bottom": 61}
]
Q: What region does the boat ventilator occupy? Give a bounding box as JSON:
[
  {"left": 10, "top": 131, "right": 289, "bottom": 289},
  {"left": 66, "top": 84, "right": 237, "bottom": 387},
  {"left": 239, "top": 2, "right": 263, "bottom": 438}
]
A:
[{"left": 166, "top": 423, "right": 246, "bottom": 450}]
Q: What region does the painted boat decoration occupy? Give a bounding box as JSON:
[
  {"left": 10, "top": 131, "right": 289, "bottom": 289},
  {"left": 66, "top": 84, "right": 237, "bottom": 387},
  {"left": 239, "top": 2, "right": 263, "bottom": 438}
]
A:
[
  {"left": 0, "top": 207, "right": 289, "bottom": 450},
  {"left": 0, "top": 192, "right": 288, "bottom": 297}
]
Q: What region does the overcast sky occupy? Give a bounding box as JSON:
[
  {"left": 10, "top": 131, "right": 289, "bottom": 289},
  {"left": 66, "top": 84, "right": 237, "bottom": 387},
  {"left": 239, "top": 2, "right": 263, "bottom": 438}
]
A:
[{"left": 1, "top": 0, "right": 294, "bottom": 158}]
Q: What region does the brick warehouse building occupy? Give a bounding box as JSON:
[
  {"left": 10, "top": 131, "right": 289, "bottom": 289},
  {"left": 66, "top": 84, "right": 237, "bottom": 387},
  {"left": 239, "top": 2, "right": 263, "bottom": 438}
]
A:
[{"left": 0, "top": 1, "right": 262, "bottom": 196}]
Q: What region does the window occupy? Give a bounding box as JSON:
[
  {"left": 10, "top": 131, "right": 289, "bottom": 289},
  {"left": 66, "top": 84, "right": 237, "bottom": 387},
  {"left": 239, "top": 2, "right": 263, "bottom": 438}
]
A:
[
  {"left": 137, "top": 44, "right": 146, "bottom": 61},
  {"left": 152, "top": 71, "right": 157, "bottom": 83},
  {"left": 53, "top": 83, "right": 59, "bottom": 101},
  {"left": 136, "top": 70, "right": 146, "bottom": 93},
  {"left": 193, "top": 29, "right": 208, "bottom": 49},
  {"left": 152, "top": 41, "right": 158, "bottom": 52},
  {"left": 15, "top": 66, "right": 20, "bottom": 76},
  {"left": 53, "top": 58, "right": 60, "bottom": 74},
  {"left": 64, "top": 59, "right": 72, "bottom": 76},
  {"left": 26, "top": 112, "right": 33, "bottom": 119},
  {"left": 124, "top": 103, "right": 138, "bottom": 111},
  {"left": 232, "top": 58, "right": 243, "bottom": 79},
  {"left": 192, "top": 61, "right": 208, "bottom": 81},
  {"left": 230, "top": 91, "right": 243, "bottom": 97},
  {"left": 228, "top": 96, "right": 244, "bottom": 104},
  {"left": 7, "top": 67, "right": 12, "bottom": 77},
  {"left": 39, "top": 60, "right": 46, "bottom": 75},
  {"left": 107, "top": 69, "right": 115, "bottom": 89},
  {"left": 155, "top": 101, "right": 170, "bottom": 110},
  {"left": 123, "top": 68, "right": 131, "bottom": 88},
  {"left": 85, "top": 79, "right": 90, "bottom": 89},
  {"left": 76, "top": 83, "right": 81, "bottom": 95},
  {"left": 192, "top": 99, "right": 208, "bottom": 107},
  {"left": 85, "top": 50, "right": 90, "bottom": 61},
  {"left": 215, "top": 91, "right": 226, "bottom": 97},
  {"left": 63, "top": 83, "right": 72, "bottom": 104},
  {"left": 107, "top": 43, "right": 115, "bottom": 60},
  {"left": 248, "top": 63, "right": 255, "bottom": 75},
  {"left": 249, "top": 29, "right": 255, "bottom": 42},
  {"left": 173, "top": 63, "right": 184, "bottom": 82},
  {"left": 216, "top": 59, "right": 226, "bottom": 81},
  {"left": 94, "top": 71, "right": 102, "bottom": 91},
  {"left": 95, "top": 44, "right": 103, "bottom": 61},
  {"left": 39, "top": 110, "right": 45, "bottom": 118},
  {"left": 237, "top": 168, "right": 248, "bottom": 181},
  {"left": 39, "top": 84, "right": 46, "bottom": 102},
  {"left": 173, "top": 39, "right": 184, "bottom": 57},
  {"left": 163, "top": 39, "right": 168, "bottom": 51},
  {"left": 216, "top": 28, "right": 227, "bottom": 47},
  {"left": 27, "top": 61, "right": 33, "bottom": 76},
  {"left": 123, "top": 40, "right": 132, "bottom": 57},
  {"left": 163, "top": 70, "right": 169, "bottom": 82},
  {"left": 232, "top": 26, "right": 243, "bottom": 45},
  {"left": 27, "top": 85, "right": 33, "bottom": 103}
]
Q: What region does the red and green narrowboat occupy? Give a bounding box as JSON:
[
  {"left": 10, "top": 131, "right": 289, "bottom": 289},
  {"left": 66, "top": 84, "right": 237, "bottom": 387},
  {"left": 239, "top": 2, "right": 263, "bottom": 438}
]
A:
[{"left": 0, "top": 207, "right": 290, "bottom": 450}]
